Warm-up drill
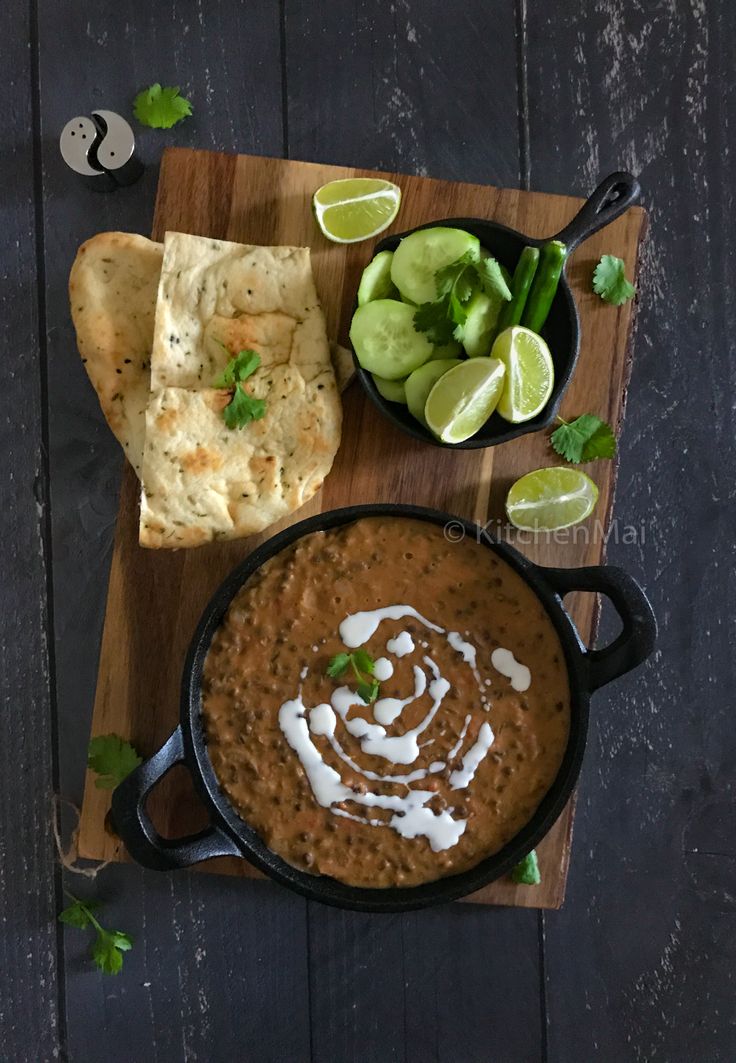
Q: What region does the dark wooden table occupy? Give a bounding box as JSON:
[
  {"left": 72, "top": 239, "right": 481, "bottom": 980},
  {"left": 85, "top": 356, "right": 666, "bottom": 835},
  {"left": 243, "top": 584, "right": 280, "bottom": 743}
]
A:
[{"left": 3, "top": 2, "right": 734, "bottom": 1060}]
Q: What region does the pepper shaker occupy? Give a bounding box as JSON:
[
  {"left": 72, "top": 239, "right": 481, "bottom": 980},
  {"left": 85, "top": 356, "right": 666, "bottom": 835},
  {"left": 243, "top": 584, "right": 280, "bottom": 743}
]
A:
[{"left": 60, "top": 109, "right": 143, "bottom": 190}]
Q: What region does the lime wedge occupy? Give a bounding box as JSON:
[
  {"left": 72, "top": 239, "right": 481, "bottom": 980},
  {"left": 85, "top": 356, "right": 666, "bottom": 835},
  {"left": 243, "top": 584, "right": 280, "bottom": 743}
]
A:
[
  {"left": 492, "top": 326, "right": 554, "bottom": 423},
  {"left": 313, "top": 178, "right": 401, "bottom": 243},
  {"left": 505, "top": 467, "right": 599, "bottom": 530},
  {"left": 424, "top": 357, "right": 506, "bottom": 444}
]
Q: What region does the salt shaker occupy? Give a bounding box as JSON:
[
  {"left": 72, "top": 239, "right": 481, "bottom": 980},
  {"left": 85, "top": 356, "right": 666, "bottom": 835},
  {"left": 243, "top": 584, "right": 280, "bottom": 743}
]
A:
[{"left": 60, "top": 109, "right": 143, "bottom": 191}]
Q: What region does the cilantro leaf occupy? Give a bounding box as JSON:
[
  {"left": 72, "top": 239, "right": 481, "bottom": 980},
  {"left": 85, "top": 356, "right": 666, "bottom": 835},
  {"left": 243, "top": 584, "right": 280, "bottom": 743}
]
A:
[
  {"left": 448, "top": 287, "right": 470, "bottom": 330},
  {"left": 92, "top": 929, "right": 133, "bottom": 975},
  {"left": 352, "top": 649, "right": 375, "bottom": 676},
  {"left": 580, "top": 421, "right": 617, "bottom": 460},
  {"left": 551, "top": 414, "right": 616, "bottom": 464},
  {"left": 222, "top": 385, "right": 267, "bottom": 430},
  {"left": 212, "top": 348, "right": 261, "bottom": 388},
  {"left": 58, "top": 897, "right": 99, "bottom": 929},
  {"left": 59, "top": 894, "right": 133, "bottom": 976},
  {"left": 326, "top": 652, "right": 380, "bottom": 703},
  {"left": 88, "top": 734, "right": 142, "bottom": 790},
  {"left": 511, "top": 849, "right": 541, "bottom": 885},
  {"left": 592, "top": 254, "right": 635, "bottom": 305},
  {"left": 213, "top": 349, "right": 266, "bottom": 430},
  {"left": 477, "top": 256, "right": 512, "bottom": 301},
  {"left": 133, "top": 83, "right": 192, "bottom": 129},
  {"left": 413, "top": 298, "right": 456, "bottom": 345},
  {"left": 414, "top": 251, "right": 510, "bottom": 343},
  {"left": 434, "top": 251, "right": 477, "bottom": 298},
  {"left": 356, "top": 679, "right": 380, "bottom": 705},
  {"left": 326, "top": 653, "right": 351, "bottom": 678}
]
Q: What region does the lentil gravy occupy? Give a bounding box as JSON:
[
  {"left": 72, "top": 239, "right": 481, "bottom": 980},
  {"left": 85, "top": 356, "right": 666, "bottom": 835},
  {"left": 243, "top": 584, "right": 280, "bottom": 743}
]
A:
[{"left": 201, "top": 517, "right": 570, "bottom": 888}]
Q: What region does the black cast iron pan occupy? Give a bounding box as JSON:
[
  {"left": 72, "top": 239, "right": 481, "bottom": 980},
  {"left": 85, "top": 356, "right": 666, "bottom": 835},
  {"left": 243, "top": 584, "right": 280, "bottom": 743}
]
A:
[
  {"left": 353, "top": 171, "right": 641, "bottom": 449},
  {"left": 111, "top": 504, "right": 656, "bottom": 912}
]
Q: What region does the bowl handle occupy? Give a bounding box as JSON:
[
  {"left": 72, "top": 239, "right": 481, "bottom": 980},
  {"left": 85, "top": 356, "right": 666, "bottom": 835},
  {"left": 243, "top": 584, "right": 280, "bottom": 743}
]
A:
[
  {"left": 540, "top": 565, "right": 657, "bottom": 692},
  {"left": 110, "top": 726, "right": 241, "bottom": 870},
  {"left": 549, "top": 171, "right": 641, "bottom": 253}
]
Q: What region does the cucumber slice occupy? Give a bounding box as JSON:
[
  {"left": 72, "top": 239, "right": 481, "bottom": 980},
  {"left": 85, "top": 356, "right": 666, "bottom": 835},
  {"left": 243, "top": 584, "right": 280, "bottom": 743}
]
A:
[
  {"left": 349, "top": 299, "right": 435, "bottom": 380},
  {"left": 357, "top": 251, "right": 399, "bottom": 305},
  {"left": 405, "top": 358, "right": 461, "bottom": 426},
  {"left": 372, "top": 373, "right": 407, "bottom": 404},
  {"left": 459, "top": 289, "right": 505, "bottom": 358},
  {"left": 391, "top": 227, "right": 481, "bottom": 304},
  {"left": 430, "top": 339, "right": 462, "bottom": 360}
]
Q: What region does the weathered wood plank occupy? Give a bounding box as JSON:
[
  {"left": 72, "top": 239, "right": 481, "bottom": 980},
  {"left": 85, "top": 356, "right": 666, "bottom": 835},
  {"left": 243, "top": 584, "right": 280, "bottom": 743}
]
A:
[
  {"left": 307, "top": 904, "right": 544, "bottom": 1063},
  {"left": 525, "top": 0, "right": 736, "bottom": 1059},
  {"left": 36, "top": 3, "right": 312, "bottom": 1061},
  {"left": 0, "top": 2, "right": 60, "bottom": 1059},
  {"left": 284, "top": 0, "right": 522, "bottom": 188}
]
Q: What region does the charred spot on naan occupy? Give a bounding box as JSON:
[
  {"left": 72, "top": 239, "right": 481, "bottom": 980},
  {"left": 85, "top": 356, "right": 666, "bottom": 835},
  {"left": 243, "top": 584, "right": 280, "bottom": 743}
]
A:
[
  {"left": 207, "top": 312, "right": 297, "bottom": 378},
  {"left": 180, "top": 446, "right": 224, "bottom": 475}
]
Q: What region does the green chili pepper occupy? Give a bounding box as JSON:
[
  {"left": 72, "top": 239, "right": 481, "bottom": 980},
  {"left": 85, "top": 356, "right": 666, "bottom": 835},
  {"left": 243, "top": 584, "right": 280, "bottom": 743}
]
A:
[
  {"left": 521, "top": 239, "right": 567, "bottom": 333},
  {"left": 493, "top": 246, "right": 540, "bottom": 339}
]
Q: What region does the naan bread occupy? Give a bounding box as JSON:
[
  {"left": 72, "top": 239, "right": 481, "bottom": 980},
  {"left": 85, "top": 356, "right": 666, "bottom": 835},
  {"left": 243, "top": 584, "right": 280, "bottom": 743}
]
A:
[
  {"left": 69, "top": 233, "right": 163, "bottom": 475},
  {"left": 69, "top": 234, "right": 354, "bottom": 483},
  {"left": 140, "top": 232, "right": 342, "bottom": 548}
]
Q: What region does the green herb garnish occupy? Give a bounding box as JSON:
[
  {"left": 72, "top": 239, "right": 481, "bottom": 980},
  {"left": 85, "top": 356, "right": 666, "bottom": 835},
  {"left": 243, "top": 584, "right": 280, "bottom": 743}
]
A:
[
  {"left": 213, "top": 348, "right": 267, "bottom": 430},
  {"left": 326, "top": 651, "right": 380, "bottom": 704},
  {"left": 356, "top": 679, "right": 380, "bottom": 705},
  {"left": 59, "top": 893, "right": 133, "bottom": 975},
  {"left": 510, "top": 850, "right": 541, "bottom": 885},
  {"left": 413, "top": 251, "right": 512, "bottom": 344},
  {"left": 551, "top": 414, "right": 616, "bottom": 464},
  {"left": 476, "top": 255, "right": 513, "bottom": 302},
  {"left": 212, "top": 349, "right": 260, "bottom": 388},
  {"left": 87, "top": 734, "right": 142, "bottom": 790},
  {"left": 133, "top": 83, "right": 192, "bottom": 129},
  {"left": 592, "top": 254, "right": 635, "bottom": 305}
]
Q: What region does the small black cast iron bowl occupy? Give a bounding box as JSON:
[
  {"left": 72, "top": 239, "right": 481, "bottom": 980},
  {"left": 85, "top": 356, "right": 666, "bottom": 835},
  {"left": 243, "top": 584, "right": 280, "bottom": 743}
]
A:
[
  {"left": 352, "top": 171, "right": 641, "bottom": 449},
  {"left": 111, "top": 504, "right": 656, "bottom": 913}
]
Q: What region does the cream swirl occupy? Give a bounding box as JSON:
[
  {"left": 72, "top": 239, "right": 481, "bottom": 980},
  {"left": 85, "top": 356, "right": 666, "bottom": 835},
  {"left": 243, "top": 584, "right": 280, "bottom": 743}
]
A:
[{"left": 276, "top": 604, "right": 525, "bottom": 852}]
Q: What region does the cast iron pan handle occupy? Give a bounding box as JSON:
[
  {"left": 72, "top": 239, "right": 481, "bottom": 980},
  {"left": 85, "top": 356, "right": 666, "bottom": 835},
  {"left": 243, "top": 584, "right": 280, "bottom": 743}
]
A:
[
  {"left": 550, "top": 171, "right": 641, "bottom": 253},
  {"left": 541, "top": 565, "right": 657, "bottom": 692},
  {"left": 110, "top": 726, "right": 241, "bottom": 870}
]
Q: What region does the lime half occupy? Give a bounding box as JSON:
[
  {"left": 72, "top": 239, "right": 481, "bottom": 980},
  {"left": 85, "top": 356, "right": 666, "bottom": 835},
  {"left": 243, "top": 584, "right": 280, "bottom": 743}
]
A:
[
  {"left": 424, "top": 357, "right": 506, "bottom": 444},
  {"left": 492, "top": 326, "right": 554, "bottom": 423},
  {"left": 505, "top": 467, "right": 599, "bottom": 531},
  {"left": 313, "top": 178, "right": 401, "bottom": 243}
]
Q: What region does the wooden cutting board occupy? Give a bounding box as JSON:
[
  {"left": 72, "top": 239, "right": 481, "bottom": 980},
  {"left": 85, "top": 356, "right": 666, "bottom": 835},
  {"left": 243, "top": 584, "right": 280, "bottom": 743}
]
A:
[{"left": 78, "top": 147, "right": 646, "bottom": 908}]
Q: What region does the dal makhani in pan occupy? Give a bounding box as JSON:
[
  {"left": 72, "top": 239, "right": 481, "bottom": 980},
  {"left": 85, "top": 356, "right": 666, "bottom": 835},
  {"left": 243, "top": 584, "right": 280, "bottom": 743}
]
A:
[{"left": 202, "top": 517, "right": 570, "bottom": 888}]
